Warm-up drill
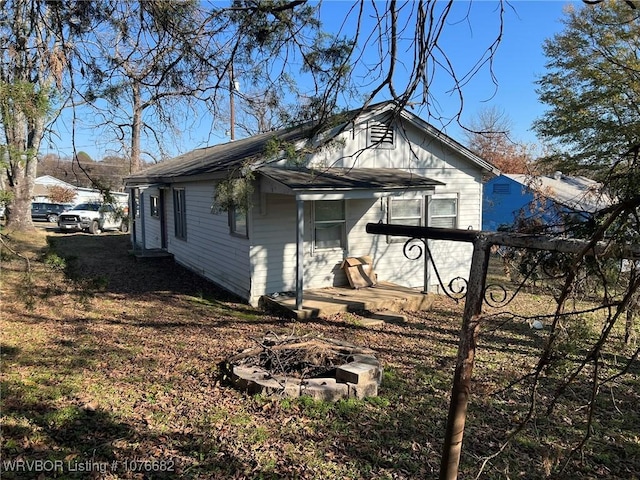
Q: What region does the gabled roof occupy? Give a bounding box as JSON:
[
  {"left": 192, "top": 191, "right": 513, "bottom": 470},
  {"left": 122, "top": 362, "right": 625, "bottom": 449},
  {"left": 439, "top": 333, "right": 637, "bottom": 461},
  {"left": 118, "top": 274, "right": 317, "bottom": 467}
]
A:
[
  {"left": 35, "top": 175, "right": 78, "bottom": 189},
  {"left": 503, "top": 172, "right": 609, "bottom": 213},
  {"left": 125, "top": 101, "right": 499, "bottom": 185}
]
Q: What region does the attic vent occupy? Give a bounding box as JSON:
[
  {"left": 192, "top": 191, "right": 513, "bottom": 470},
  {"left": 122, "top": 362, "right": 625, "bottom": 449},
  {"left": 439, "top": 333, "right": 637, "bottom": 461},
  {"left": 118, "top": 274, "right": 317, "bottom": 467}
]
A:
[
  {"left": 368, "top": 120, "right": 395, "bottom": 149},
  {"left": 493, "top": 183, "right": 511, "bottom": 194}
]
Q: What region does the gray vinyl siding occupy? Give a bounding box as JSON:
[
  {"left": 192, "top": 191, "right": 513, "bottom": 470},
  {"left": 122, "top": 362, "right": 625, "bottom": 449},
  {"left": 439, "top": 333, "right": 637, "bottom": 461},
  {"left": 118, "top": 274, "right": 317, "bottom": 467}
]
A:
[
  {"left": 250, "top": 194, "right": 300, "bottom": 302},
  {"left": 166, "top": 181, "right": 251, "bottom": 300}
]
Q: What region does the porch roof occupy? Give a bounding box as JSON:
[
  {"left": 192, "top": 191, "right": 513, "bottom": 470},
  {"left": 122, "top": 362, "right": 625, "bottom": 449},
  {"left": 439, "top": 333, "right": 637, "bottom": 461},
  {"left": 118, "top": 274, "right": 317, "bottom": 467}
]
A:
[{"left": 258, "top": 166, "right": 444, "bottom": 199}]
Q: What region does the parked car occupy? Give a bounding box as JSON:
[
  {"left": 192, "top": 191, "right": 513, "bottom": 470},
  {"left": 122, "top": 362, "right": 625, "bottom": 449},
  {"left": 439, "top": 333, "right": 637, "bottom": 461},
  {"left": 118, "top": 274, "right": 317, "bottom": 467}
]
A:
[
  {"left": 58, "top": 203, "right": 129, "bottom": 234},
  {"left": 31, "top": 202, "right": 72, "bottom": 223}
]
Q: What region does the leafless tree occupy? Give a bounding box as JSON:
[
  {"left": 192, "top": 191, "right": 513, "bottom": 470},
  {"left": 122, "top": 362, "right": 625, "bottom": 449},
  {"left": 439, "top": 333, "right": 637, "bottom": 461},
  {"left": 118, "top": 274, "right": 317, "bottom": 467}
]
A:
[{"left": 464, "top": 106, "right": 536, "bottom": 174}]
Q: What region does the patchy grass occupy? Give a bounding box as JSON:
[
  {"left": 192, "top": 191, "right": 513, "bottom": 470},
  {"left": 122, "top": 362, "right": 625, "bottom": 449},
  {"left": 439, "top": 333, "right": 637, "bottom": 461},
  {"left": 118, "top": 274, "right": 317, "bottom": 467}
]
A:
[{"left": 1, "top": 229, "right": 638, "bottom": 479}]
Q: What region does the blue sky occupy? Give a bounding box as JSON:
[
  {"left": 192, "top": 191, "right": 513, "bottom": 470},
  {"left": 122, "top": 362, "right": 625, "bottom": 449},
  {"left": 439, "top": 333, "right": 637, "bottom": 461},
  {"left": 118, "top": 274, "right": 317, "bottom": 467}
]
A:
[
  {"left": 46, "top": 0, "right": 580, "bottom": 162},
  {"left": 320, "top": 0, "right": 579, "bottom": 147}
]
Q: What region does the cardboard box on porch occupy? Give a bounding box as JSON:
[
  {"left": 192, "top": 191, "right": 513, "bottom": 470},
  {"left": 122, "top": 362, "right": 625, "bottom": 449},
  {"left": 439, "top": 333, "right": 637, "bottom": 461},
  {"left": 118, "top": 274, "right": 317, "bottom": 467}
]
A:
[{"left": 342, "top": 256, "right": 376, "bottom": 289}]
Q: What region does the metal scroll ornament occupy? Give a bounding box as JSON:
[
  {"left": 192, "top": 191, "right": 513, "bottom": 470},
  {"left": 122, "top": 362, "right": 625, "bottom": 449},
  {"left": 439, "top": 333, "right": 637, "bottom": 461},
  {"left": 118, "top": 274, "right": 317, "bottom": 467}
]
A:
[{"left": 402, "top": 237, "right": 546, "bottom": 308}]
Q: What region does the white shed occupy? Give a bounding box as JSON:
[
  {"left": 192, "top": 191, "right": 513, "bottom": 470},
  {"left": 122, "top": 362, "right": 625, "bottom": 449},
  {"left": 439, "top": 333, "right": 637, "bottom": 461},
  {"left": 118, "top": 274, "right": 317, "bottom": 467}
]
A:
[{"left": 125, "top": 102, "right": 499, "bottom": 307}]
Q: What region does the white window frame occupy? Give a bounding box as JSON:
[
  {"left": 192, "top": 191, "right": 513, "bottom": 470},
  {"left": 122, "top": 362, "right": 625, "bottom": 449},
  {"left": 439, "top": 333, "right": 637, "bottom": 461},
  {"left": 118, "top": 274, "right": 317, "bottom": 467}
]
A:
[
  {"left": 313, "top": 200, "right": 346, "bottom": 251},
  {"left": 387, "top": 197, "right": 424, "bottom": 243},
  {"left": 428, "top": 195, "right": 459, "bottom": 229},
  {"left": 229, "top": 206, "right": 248, "bottom": 238},
  {"left": 150, "top": 195, "right": 160, "bottom": 218}
]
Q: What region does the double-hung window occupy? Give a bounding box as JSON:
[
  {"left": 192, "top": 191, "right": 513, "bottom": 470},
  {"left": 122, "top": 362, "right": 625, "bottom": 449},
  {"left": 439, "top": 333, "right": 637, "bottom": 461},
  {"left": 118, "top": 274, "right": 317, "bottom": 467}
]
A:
[
  {"left": 173, "top": 188, "right": 187, "bottom": 239},
  {"left": 314, "top": 200, "right": 345, "bottom": 250},
  {"left": 429, "top": 197, "right": 458, "bottom": 228},
  {"left": 388, "top": 198, "right": 423, "bottom": 242}
]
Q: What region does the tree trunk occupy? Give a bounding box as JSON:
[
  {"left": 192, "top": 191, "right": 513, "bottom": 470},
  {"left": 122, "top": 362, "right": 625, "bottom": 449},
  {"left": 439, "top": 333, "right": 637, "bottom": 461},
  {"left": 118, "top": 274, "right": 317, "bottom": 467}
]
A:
[
  {"left": 5, "top": 155, "right": 37, "bottom": 231},
  {"left": 3, "top": 106, "right": 43, "bottom": 231},
  {"left": 130, "top": 82, "right": 142, "bottom": 174}
]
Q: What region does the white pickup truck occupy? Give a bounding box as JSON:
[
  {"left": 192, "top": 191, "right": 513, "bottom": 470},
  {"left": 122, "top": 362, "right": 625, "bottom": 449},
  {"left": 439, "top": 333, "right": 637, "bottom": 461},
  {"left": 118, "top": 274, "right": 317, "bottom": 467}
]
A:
[{"left": 58, "top": 203, "right": 129, "bottom": 234}]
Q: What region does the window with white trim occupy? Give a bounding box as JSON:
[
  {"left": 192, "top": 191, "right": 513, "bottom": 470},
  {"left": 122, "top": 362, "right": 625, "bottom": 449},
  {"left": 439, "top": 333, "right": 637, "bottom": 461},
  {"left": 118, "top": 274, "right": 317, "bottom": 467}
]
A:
[
  {"left": 173, "top": 188, "right": 187, "bottom": 239},
  {"left": 388, "top": 197, "right": 423, "bottom": 243},
  {"left": 229, "top": 206, "right": 248, "bottom": 238},
  {"left": 429, "top": 197, "right": 458, "bottom": 228},
  {"left": 314, "top": 200, "right": 345, "bottom": 249},
  {"left": 150, "top": 195, "right": 160, "bottom": 218}
]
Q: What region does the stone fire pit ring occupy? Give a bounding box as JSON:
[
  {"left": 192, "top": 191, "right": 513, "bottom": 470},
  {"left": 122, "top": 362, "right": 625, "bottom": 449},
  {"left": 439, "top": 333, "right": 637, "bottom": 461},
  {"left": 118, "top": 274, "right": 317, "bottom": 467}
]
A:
[{"left": 221, "top": 335, "right": 383, "bottom": 401}]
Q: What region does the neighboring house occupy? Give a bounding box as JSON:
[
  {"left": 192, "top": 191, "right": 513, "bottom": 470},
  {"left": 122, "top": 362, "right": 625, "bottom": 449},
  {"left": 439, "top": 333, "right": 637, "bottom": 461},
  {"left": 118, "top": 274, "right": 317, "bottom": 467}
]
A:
[
  {"left": 125, "top": 101, "right": 499, "bottom": 307},
  {"left": 482, "top": 172, "right": 608, "bottom": 231},
  {"left": 34, "top": 175, "right": 128, "bottom": 207}
]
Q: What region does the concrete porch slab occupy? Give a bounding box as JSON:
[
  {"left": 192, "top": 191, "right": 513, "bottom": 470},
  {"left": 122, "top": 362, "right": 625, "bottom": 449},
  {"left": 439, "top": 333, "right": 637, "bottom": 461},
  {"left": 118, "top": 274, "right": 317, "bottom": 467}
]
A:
[{"left": 260, "top": 281, "right": 434, "bottom": 320}]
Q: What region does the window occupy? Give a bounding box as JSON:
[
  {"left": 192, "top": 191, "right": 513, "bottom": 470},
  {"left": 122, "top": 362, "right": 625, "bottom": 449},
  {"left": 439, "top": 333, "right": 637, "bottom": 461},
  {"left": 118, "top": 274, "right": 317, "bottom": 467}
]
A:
[
  {"left": 150, "top": 195, "right": 160, "bottom": 217},
  {"left": 429, "top": 197, "right": 458, "bottom": 228},
  {"left": 314, "top": 200, "right": 345, "bottom": 249},
  {"left": 173, "top": 189, "right": 187, "bottom": 239},
  {"left": 388, "top": 198, "right": 422, "bottom": 243},
  {"left": 229, "top": 206, "right": 248, "bottom": 238}
]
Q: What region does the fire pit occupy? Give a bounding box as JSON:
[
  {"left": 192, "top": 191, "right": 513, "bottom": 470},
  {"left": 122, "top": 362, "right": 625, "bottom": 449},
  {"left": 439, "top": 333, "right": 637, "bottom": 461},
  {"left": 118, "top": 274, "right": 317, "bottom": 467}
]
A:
[{"left": 221, "top": 334, "right": 382, "bottom": 401}]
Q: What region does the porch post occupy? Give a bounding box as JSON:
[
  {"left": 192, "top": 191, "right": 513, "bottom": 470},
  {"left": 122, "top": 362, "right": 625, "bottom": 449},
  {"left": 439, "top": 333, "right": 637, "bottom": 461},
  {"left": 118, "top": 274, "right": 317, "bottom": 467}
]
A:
[{"left": 295, "top": 199, "right": 304, "bottom": 309}]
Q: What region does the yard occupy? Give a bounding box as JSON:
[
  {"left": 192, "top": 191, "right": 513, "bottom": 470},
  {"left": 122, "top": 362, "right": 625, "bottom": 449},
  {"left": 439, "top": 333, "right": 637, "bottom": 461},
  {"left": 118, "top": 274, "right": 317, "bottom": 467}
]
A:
[{"left": 1, "top": 228, "right": 638, "bottom": 479}]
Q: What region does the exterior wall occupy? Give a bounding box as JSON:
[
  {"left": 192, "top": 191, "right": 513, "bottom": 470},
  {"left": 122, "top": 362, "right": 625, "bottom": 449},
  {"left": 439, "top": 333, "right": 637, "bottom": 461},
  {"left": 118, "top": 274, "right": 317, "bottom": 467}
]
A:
[
  {"left": 250, "top": 195, "right": 379, "bottom": 303},
  {"left": 483, "top": 176, "right": 534, "bottom": 230},
  {"left": 321, "top": 114, "right": 483, "bottom": 293},
  {"left": 166, "top": 181, "right": 252, "bottom": 301}
]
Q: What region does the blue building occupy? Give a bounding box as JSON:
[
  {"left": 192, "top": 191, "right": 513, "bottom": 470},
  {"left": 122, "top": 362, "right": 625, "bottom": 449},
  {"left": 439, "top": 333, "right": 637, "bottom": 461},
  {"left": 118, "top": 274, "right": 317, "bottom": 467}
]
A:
[{"left": 482, "top": 172, "right": 608, "bottom": 231}]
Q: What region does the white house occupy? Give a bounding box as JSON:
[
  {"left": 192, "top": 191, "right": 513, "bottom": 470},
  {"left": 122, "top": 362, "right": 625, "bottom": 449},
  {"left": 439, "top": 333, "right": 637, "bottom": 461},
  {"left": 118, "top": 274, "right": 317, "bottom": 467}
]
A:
[
  {"left": 125, "top": 102, "right": 499, "bottom": 307},
  {"left": 34, "top": 175, "right": 129, "bottom": 207}
]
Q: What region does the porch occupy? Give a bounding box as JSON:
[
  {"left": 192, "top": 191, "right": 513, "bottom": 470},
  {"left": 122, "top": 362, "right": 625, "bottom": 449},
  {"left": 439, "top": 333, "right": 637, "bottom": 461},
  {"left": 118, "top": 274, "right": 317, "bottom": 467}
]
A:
[{"left": 260, "top": 281, "right": 435, "bottom": 320}]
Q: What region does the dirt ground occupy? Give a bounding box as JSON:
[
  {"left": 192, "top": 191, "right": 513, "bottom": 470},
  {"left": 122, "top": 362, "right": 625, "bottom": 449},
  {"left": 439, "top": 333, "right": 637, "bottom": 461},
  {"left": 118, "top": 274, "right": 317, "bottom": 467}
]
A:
[{"left": 1, "top": 226, "right": 638, "bottom": 479}]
